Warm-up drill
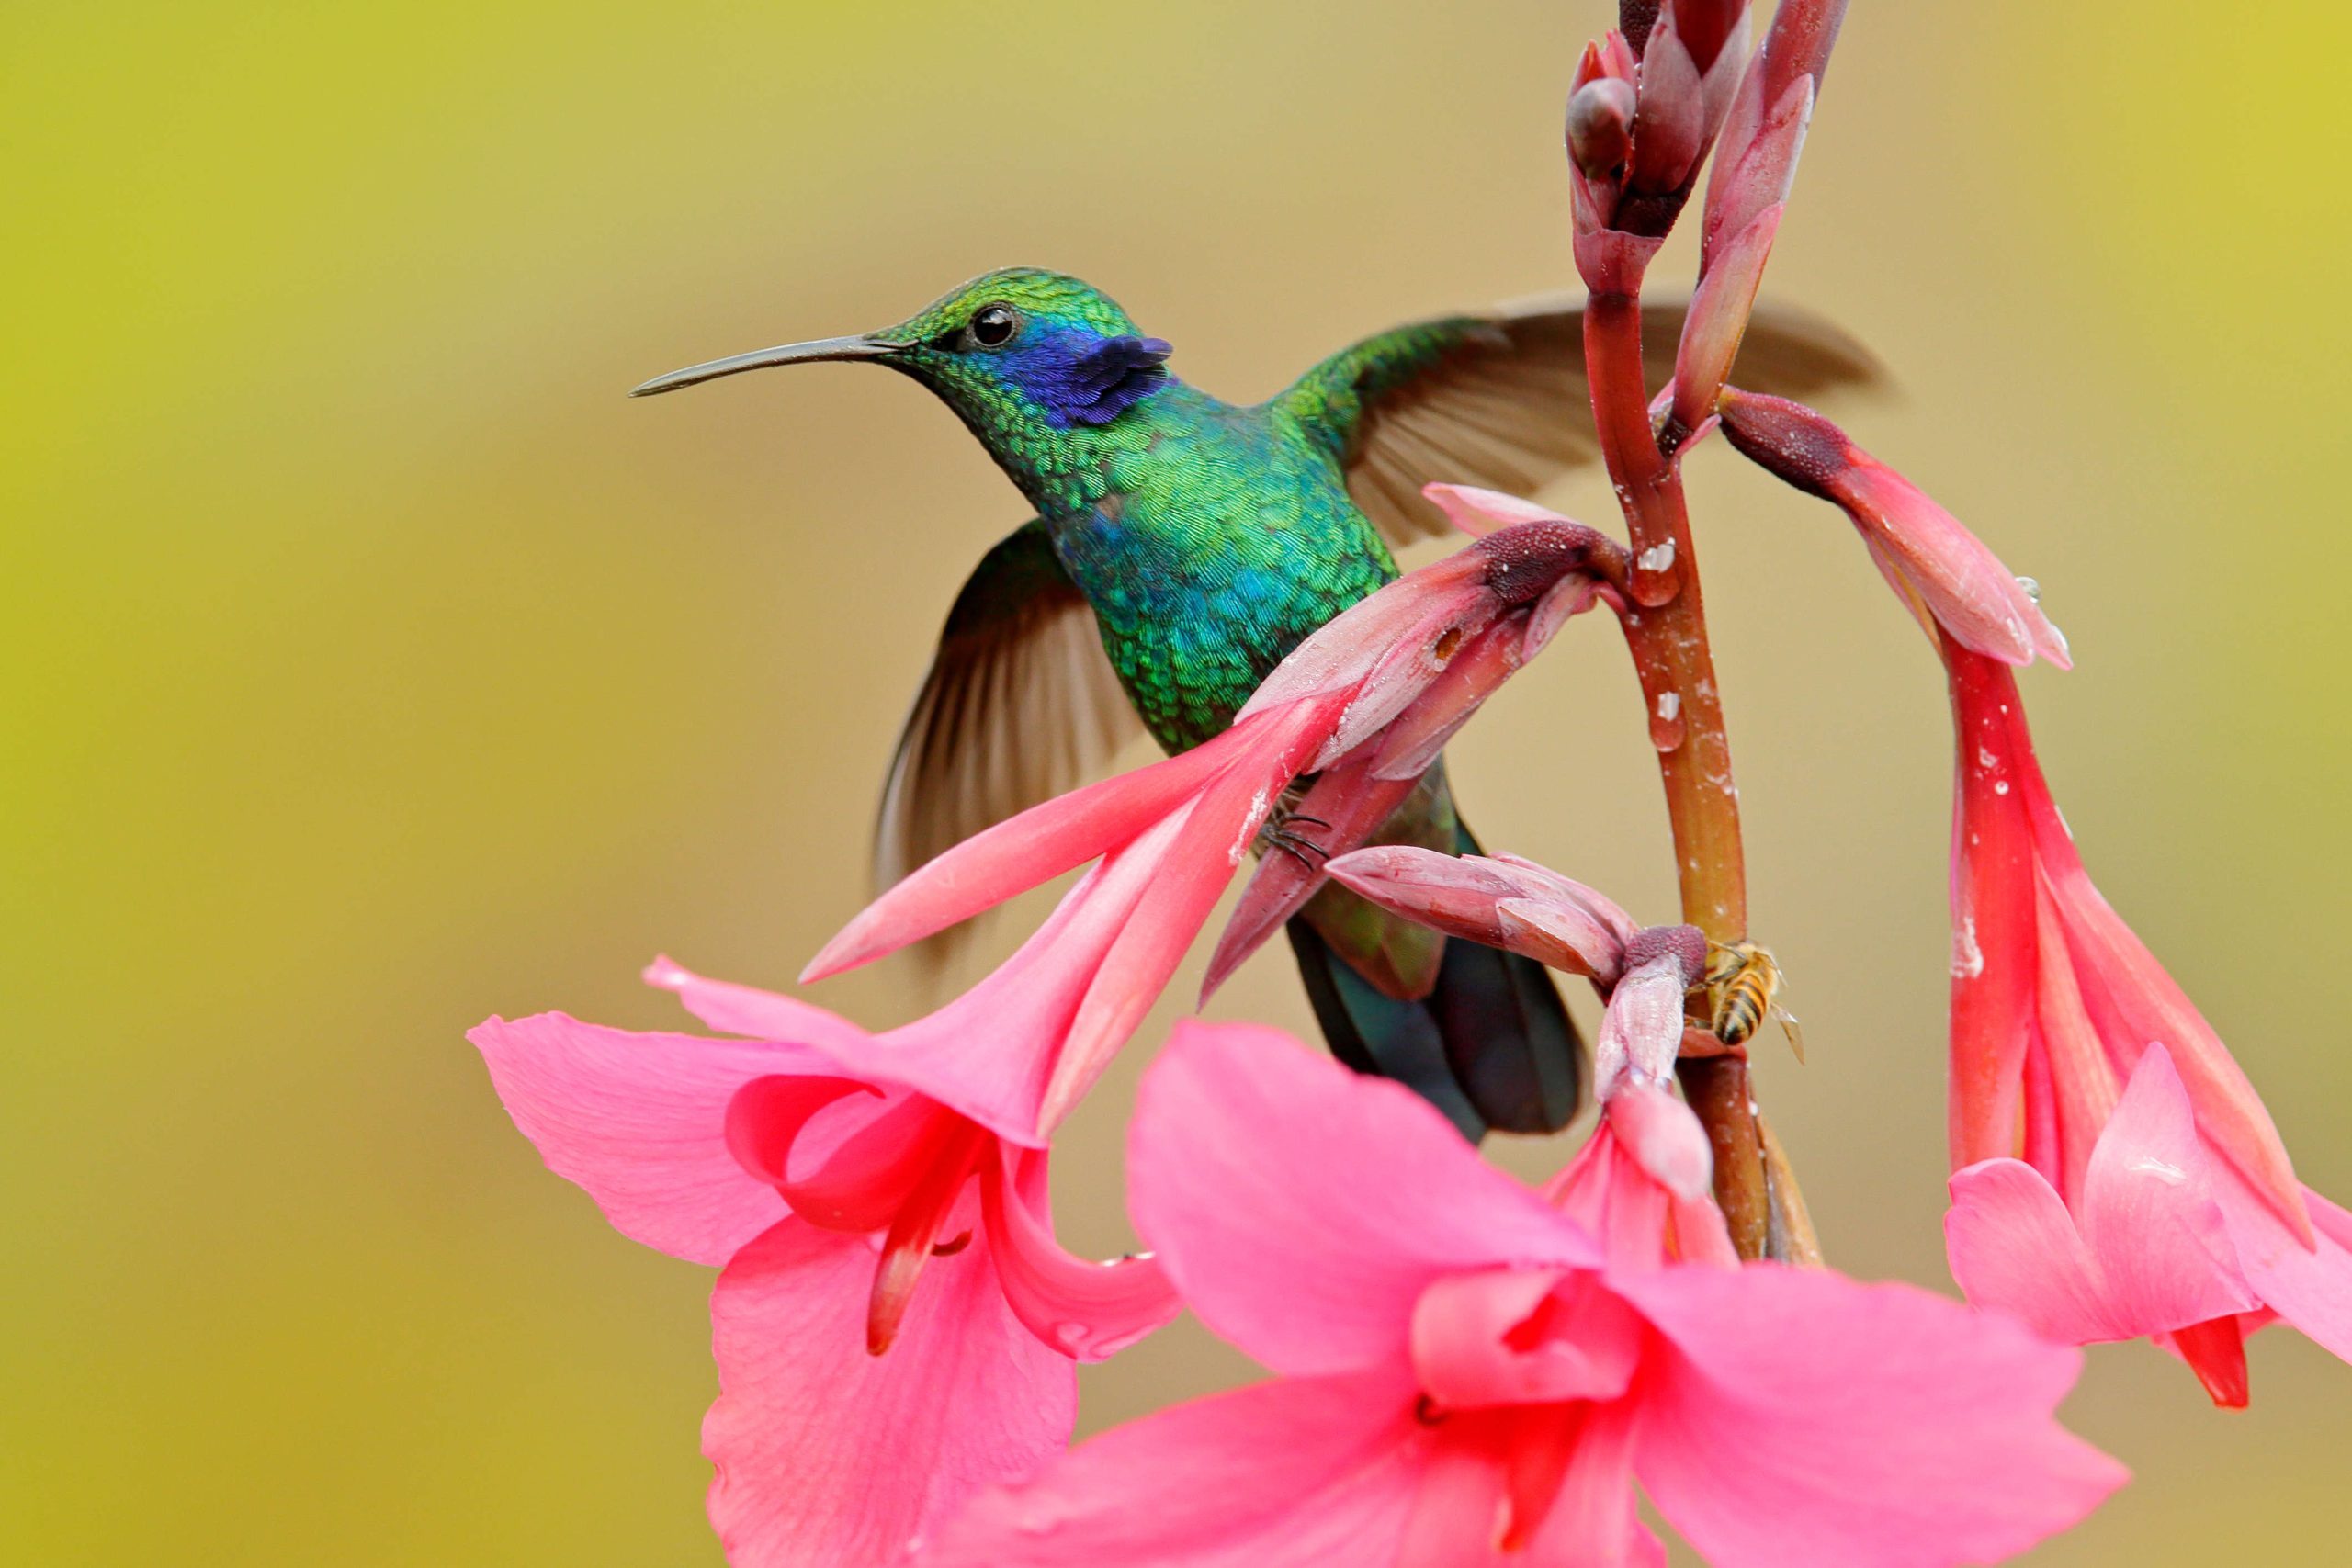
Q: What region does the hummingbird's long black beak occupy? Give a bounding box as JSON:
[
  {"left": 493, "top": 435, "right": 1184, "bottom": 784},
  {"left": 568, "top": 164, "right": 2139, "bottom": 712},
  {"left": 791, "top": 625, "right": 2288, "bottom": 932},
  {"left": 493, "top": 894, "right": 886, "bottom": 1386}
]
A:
[{"left": 628, "top": 333, "right": 908, "bottom": 398}]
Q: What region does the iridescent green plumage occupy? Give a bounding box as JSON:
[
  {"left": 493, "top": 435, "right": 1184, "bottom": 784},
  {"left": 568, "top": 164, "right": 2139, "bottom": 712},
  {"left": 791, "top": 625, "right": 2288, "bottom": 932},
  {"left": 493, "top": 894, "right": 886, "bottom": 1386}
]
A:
[{"left": 633, "top": 265, "right": 1878, "bottom": 1136}]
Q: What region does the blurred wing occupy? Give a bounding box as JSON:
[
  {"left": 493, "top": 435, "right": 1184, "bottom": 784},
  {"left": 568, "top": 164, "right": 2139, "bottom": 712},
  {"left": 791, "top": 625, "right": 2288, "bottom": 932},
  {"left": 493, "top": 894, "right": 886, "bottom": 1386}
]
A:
[
  {"left": 1283, "top": 295, "right": 1883, "bottom": 547},
  {"left": 873, "top": 519, "right": 1143, "bottom": 927}
]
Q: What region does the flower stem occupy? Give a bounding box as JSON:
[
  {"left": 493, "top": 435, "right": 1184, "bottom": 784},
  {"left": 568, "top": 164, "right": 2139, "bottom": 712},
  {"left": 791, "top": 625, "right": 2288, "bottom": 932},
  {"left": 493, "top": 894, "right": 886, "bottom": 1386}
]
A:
[{"left": 1584, "top": 288, "right": 1779, "bottom": 1259}]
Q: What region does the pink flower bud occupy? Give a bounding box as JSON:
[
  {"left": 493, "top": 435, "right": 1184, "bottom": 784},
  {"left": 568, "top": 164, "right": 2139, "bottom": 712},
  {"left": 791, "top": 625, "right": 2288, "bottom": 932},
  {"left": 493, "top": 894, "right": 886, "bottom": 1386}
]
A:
[{"left": 1567, "top": 75, "right": 1636, "bottom": 181}]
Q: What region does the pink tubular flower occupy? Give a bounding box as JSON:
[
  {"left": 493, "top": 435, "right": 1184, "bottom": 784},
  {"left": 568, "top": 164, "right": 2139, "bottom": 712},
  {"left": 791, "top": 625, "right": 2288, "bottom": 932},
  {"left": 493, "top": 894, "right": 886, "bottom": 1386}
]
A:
[
  {"left": 820, "top": 511, "right": 1623, "bottom": 1125},
  {"left": 1936, "top": 639, "right": 2352, "bottom": 1404},
  {"left": 1717, "top": 389, "right": 2070, "bottom": 669},
  {"left": 468, "top": 959, "right": 1176, "bottom": 1567},
  {"left": 922, "top": 1021, "right": 2124, "bottom": 1568}
]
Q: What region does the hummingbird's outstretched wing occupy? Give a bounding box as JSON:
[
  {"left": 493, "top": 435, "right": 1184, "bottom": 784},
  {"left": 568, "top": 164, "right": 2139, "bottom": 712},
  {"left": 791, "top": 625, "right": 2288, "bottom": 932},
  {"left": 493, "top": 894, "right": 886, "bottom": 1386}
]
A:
[
  {"left": 874, "top": 519, "right": 1144, "bottom": 951},
  {"left": 1282, "top": 296, "right": 1883, "bottom": 548}
]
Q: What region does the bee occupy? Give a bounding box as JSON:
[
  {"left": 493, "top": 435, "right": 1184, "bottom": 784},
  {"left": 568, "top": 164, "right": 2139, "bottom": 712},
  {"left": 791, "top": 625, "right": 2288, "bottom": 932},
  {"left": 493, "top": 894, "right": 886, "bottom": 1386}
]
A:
[{"left": 1704, "top": 941, "right": 1804, "bottom": 1062}]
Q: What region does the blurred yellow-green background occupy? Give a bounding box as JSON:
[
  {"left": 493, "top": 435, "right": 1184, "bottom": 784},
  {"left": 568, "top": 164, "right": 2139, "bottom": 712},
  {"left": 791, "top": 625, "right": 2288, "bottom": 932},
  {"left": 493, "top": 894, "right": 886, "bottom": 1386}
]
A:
[{"left": 6, "top": 3, "right": 2347, "bottom": 1562}]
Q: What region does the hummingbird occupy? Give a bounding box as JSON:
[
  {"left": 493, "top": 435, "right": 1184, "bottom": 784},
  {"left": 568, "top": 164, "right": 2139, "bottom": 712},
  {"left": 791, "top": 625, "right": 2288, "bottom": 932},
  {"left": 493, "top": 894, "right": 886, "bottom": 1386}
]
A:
[{"left": 631, "top": 267, "right": 1872, "bottom": 1140}]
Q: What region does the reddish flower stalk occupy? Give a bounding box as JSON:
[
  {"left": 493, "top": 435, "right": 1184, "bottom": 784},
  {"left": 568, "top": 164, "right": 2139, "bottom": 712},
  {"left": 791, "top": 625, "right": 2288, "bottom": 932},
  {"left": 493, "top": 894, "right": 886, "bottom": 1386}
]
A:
[{"left": 1550, "top": 0, "right": 1852, "bottom": 1257}]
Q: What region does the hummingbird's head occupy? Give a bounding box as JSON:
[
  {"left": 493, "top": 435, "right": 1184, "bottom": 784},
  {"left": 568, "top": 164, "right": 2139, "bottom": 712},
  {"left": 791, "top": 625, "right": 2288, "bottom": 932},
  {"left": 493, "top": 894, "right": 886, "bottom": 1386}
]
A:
[{"left": 630, "top": 267, "right": 1175, "bottom": 450}]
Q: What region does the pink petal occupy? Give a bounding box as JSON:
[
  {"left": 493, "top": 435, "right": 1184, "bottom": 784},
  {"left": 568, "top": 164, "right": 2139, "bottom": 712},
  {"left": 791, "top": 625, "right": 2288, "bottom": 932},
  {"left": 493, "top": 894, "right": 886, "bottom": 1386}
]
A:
[
  {"left": 921, "top": 1370, "right": 1428, "bottom": 1568},
  {"left": 1420, "top": 483, "right": 1575, "bottom": 538},
  {"left": 645, "top": 955, "right": 870, "bottom": 1056},
  {"left": 1625, "top": 6, "right": 1706, "bottom": 196},
  {"left": 2077, "top": 1047, "right": 2258, "bottom": 1326},
  {"left": 1946, "top": 1159, "right": 2141, "bottom": 1346},
  {"left": 1519, "top": 1398, "right": 1662, "bottom": 1568},
  {"left": 1545, "top": 1122, "right": 1674, "bottom": 1271},
  {"left": 705, "top": 1218, "right": 1074, "bottom": 1568},
  {"left": 1840, "top": 463, "right": 2069, "bottom": 669},
  {"left": 1048, "top": 716, "right": 1319, "bottom": 1127},
  {"left": 1608, "top": 1085, "right": 1715, "bottom": 1203},
  {"left": 1410, "top": 1269, "right": 1645, "bottom": 1411},
  {"left": 1395, "top": 1414, "right": 1514, "bottom": 1568},
  {"left": 1670, "top": 203, "right": 1784, "bottom": 435},
  {"left": 1627, "top": 1265, "right": 2126, "bottom": 1568},
  {"left": 981, "top": 1145, "right": 1181, "bottom": 1363},
  {"left": 1130, "top": 1021, "right": 1595, "bottom": 1377},
  {"left": 1721, "top": 401, "right": 2068, "bottom": 668},
  {"left": 2212, "top": 1164, "right": 2352, "bottom": 1369},
  {"left": 799, "top": 733, "right": 1233, "bottom": 980},
  {"left": 468, "top": 1013, "right": 804, "bottom": 1266}
]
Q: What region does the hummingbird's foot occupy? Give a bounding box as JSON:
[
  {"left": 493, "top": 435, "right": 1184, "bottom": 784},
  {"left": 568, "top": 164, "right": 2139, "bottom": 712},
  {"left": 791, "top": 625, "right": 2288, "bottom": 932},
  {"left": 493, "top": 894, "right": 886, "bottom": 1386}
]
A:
[
  {"left": 1263, "top": 827, "right": 1329, "bottom": 869},
  {"left": 1257, "top": 802, "right": 1333, "bottom": 868}
]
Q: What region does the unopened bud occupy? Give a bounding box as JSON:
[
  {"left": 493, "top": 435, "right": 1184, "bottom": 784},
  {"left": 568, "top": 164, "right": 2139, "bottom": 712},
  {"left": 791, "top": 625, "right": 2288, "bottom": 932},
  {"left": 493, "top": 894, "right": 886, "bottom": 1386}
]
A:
[{"left": 1567, "top": 76, "right": 1637, "bottom": 182}]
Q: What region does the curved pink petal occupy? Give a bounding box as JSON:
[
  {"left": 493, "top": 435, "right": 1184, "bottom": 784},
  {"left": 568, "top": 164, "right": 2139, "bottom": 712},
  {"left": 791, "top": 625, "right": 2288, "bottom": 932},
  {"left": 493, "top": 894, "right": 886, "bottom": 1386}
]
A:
[
  {"left": 1671, "top": 203, "right": 1784, "bottom": 435},
  {"left": 1626, "top": 1266, "right": 2125, "bottom": 1568},
  {"left": 644, "top": 955, "right": 870, "bottom": 1056},
  {"left": 469, "top": 1012, "right": 806, "bottom": 1265},
  {"left": 1131, "top": 1021, "right": 1596, "bottom": 1377},
  {"left": 1946, "top": 1160, "right": 2137, "bottom": 1346},
  {"left": 2077, "top": 1048, "right": 2257, "bottom": 1322},
  {"left": 1411, "top": 1269, "right": 1643, "bottom": 1411},
  {"left": 1420, "top": 483, "right": 1572, "bottom": 538},
  {"left": 1838, "top": 464, "right": 2067, "bottom": 670},
  {"left": 1544, "top": 1122, "right": 1673, "bottom": 1272},
  {"left": 921, "top": 1369, "right": 1428, "bottom": 1568},
  {"left": 1324, "top": 847, "right": 1633, "bottom": 984},
  {"left": 705, "top": 1217, "right": 1074, "bottom": 1568},
  {"left": 981, "top": 1146, "right": 1180, "bottom": 1363},
  {"left": 1050, "top": 729, "right": 1317, "bottom": 1128},
  {"left": 1520, "top": 1397, "right": 1661, "bottom": 1568},
  {"left": 799, "top": 734, "right": 1234, "bottom": 981},
  {"left": 1608, "top": 1085, "right": 1715, "bottom": 1203},
  {"left": 2213, "top": 1166, "right": 2352, "bottom": 1368}
]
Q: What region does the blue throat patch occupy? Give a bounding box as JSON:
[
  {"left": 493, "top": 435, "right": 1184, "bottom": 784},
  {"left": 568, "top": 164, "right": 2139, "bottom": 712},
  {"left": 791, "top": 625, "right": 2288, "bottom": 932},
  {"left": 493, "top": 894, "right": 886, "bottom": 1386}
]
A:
[{"left": 1010, "top": 330, "right": 1175, "bottom": 427}]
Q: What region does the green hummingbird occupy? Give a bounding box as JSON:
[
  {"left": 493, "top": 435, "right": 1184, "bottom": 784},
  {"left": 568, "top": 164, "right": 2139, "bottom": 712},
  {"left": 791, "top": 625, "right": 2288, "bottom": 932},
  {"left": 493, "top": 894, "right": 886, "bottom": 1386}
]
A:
[{"left": 631, "top": 267, "right": 1871, "bottom": 1139}]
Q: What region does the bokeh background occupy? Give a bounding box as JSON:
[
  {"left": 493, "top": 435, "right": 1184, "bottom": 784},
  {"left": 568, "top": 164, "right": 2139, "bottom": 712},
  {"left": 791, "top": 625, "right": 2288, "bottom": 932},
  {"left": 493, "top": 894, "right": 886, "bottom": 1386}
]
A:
[{"left": 7, "top": 2, "right": 2348, "bottom": 1562}]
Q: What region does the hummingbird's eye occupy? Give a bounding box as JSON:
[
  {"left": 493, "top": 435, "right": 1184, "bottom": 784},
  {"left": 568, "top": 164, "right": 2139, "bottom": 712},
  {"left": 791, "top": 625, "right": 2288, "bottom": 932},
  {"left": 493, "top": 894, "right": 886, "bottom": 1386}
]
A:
[{"left": 967, "top": 304, "right": 1021, "bottom": 349}]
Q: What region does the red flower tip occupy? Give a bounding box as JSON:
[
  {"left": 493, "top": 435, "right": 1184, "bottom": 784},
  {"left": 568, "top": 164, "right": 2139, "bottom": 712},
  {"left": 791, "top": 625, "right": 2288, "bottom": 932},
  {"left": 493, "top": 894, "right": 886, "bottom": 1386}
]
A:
[{"left": 2172, "top": 1316, "right": 2252, "bottom": 1410}]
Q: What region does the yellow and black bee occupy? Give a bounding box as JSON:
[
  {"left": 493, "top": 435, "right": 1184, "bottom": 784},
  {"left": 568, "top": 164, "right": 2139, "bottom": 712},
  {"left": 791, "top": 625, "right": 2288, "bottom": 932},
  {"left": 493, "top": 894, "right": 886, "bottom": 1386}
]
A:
[{"left": 1704, "top": 941, "right": 1804, "bottom": 1061}]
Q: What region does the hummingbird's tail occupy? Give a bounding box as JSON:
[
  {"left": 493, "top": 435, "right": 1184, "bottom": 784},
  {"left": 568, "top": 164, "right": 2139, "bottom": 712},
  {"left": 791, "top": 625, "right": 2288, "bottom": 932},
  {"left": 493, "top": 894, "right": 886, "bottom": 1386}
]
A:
[{"left": 1283, "top": 820, "right": 1584, "bottom": 1141}]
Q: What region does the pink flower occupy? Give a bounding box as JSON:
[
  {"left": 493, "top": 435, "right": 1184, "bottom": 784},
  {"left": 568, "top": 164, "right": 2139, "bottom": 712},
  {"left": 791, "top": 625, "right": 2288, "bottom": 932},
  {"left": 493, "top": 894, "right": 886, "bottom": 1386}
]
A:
[
  {"left": 1717, "top": 390, "right": 2070, "bottom": 669},
  {"left": 922, "top": 1021, "right": 2124, "bottom": 1567},
  {"left": 1936, "top": 640, "right": 2352, "bottom": 1404},
  {"left": 819, "top": 514, "right": 1622, "bottom": 1127},
  {"left": 468, "top": 959, "right": 1175, "bottom": 1567}
]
